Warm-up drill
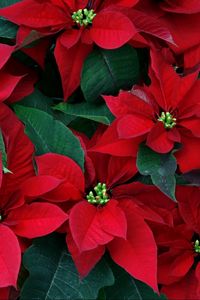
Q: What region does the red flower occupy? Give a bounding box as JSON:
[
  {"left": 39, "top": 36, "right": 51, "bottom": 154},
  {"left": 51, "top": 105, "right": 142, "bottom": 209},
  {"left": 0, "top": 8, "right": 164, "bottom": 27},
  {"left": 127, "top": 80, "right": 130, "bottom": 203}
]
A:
[
  {"left": 0, "top": 0, "right": 174, "bottom": 100},
  {"left": 152, "top": 186, "right": 200, "bottom": 298},
  {"left": 21, "top": 149, "right": 159, "bottom": 291},
  {"left": 136, "top": 0, "right": 200, "bottom": 54},
  {"left": 0, "top": 45, "right": 37, "bottom": 104},
  {"left": 0, "top": 104, "right": 68, "bottom": 288},
  {"left": 97, "top": 50, "right": 200, "bottom": 172}
]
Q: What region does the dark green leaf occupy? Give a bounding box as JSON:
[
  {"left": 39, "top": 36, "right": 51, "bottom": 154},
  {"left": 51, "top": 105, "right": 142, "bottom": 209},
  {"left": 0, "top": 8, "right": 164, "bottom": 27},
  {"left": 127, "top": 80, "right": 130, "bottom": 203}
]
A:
[
  {"left": 0, "top": 129, "right": 12, "bottom": 173},
  {"left": 81, "top": 45, "right": 140, "bottom": 103},
  {"left": 14, "top": 89, "right": 75, "bottom": 126},
  {"left": 54, "top": 101, "right": 114, "bottom": 125},
  {"left": 0, "top": 17, "right": 18, "bottom": 39},
  {"left": 136, "top": 144, "right": 177, "bottom": 201},
  {"left": 69, "top": 117, "right": 98, "bottom": 138},
  {"left": 182, "top": 170, "right": 200, "bottom": 186},
  {"left": 16, "top": 89, "right": 53, "bottom": 114},
  {"left": 105, "top": 263, "right": 167, "bottom": 300},
  {"left": 21, "top": 234, "right": 114, "bottom": 300},
  {"left": 0, "top": 0, "right": 20, "bottom": 8},
  {"left": 13, "top": 105, "right": 84, "bottom": 169}
]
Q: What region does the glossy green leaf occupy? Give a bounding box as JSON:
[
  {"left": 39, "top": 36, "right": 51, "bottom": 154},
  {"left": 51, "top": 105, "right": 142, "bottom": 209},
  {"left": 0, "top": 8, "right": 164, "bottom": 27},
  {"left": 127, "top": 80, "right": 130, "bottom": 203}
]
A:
[
  {"left": 54, "top": 101, "right": 114, "bottom": 125},
  {"left": 15, "top": 89, "right": 76, "bottom": 126},
  {"left": 14, "top": 105, "right": 84, "bottom": 169},
  {"left": 20, "top": 234, "right": 114, "bottom": 300},
  {"left": 105, "top": 263, "right": 167, "bottom": 300},
  {"left": 0, "top": 17, "right": 18, "bottom": 39},
  {"left": 0, "top": 129, "right": 12, "bottom": 173},
  {"left": 0, "top": 0, "right": 21, "bottom": 8},
  {"left": 137, "top": 144, "right": 177, "bottom": 201},
  {"left": 81, "top": 45, "right": 140, "bottom": 103}
]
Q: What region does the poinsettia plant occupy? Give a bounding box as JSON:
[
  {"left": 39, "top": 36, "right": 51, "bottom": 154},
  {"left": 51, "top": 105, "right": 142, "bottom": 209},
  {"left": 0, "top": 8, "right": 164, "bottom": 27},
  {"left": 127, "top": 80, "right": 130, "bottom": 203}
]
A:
[{"left": 0, "top": 0, "right": 199, "bottom": 299}]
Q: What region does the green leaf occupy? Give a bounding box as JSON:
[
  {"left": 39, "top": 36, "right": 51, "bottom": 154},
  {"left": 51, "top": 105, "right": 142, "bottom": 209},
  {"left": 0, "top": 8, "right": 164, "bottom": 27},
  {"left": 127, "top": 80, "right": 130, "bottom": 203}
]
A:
[
  {"left": 54, "top": 101, "right": 114, "bottom": 125},
  {"left": 105, "top": 263, "right": 167, "bottom": 300},
  {"left": 20, "top": 234, "right": 115, "bottom": 300},
  {"left": 0, "top": 129, "right": 12, "bottom": 174},
  {"left": 14, "top": 89, "right": 76, "bottom": 126},
  {"left": 16, "top": 89, "right": 53, "bottom": 114},
  {"left": 81, "top": 45, "right": 140, "bottom": 103},
  {"left": 0, "top": 0, "right": 21, "bottom": 8},
  {"left": 136, "top": 144, "right": 177, "bottom": 201},
  {"left": 13, "top": 105, "right": 84, "bottom": 170},
  {"left": 0, "top": 17, "right": 18, "bottom": 39}
]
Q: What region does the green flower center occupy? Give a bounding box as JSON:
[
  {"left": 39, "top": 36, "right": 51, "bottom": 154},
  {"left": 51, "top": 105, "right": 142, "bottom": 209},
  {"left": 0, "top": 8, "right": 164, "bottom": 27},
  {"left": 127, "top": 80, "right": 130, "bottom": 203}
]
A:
[
  {"left": 72, "top": 9, "right": 96, "bottom": 26},
  {"left": 86, "top": 183, "right": 110, "bottom": 205},
  {"left": 194, "top": 240, "right": 200, "bottom": 253},
  {"left": 158, "top": 111, "right": 176, "bottom": 129}
]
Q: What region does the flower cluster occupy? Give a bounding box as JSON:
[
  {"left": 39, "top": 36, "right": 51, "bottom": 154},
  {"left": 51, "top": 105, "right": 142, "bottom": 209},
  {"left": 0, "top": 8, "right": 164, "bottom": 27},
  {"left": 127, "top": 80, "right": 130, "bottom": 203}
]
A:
[{"left": 0, "top": 0, "right": 199, "bottom": 299}]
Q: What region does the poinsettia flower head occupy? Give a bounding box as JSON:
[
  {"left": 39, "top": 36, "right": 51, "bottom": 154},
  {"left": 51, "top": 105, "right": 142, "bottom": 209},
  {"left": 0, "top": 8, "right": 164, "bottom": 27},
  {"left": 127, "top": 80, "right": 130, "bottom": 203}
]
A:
[
  {"left": 98, "top": 50, "right": 200, "bottom": 172},
  {"left": 151, "top": 186, "right": 200, "bottom": 297},
  {"left": 22, "top": 149, "right": 158, "bottom": 291},
  {"left": 0, "top": 0, "right": 175, "bottom": 100},
  {"left": 0, "top": 104, "right": 68, "bottom": 288},
  {"left": 161, "top": 266, "right": 200, "bottom": 300},
  {"left": 136, "top": 0, "right": 200, "bottom": 54}
]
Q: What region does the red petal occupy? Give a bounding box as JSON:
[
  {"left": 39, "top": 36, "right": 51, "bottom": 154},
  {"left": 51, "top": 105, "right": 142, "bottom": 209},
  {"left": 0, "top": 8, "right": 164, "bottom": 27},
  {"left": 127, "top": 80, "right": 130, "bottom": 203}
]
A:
[
  {"left": 69, "top": 201, "right": 114, "bottom": 251},
  {"left": 0, "top": 72, "right": 23, "bottom": 103},
  {"left": 177, "top": 186, "right": 200, "bottom": 234},
  {"left": 0, "top": 104, "right": 34, "bottom": 207},
  {"left": 106, "top": 156, "right": 137, "bottom": 187},
  {"left": 103, "top": 90, "right": 154, "bottom": 118},
  {"left": 161, "top": 13, "right": 200, "bottom": 53},
  {"left": 0, "top": 44, "right": 15, "bottom": 69},
  {"left": 6, "top": 203, "right": 68, "bottom": 238},
  {"left": 0, "top": 225, "right": 21, "bottom": 288},
  {"left": 21, "top": 176, "right": 62, "bottom": 198},
  {"left": 103, "top": 0, "right": 138, "bottom": 7},
  {"left": 67, "top": 231, "right": 105, "bottom": 277},
  {"left": 161, "top": 269, "right": 200, "bottom": 300},
  {"left": 118, "top": 114, "right": 153, "bottom": 138},
  {"left": 0, "top": 0, "right": 68, "bottom": 28},
  {"left": 175, "top": 135, "right": 200, "bottom": 172},
  {"left": 130, "top": 9, "right": 175, "bottom": 44},
  {"left": 54, "top": 39, "right": 92, "bottom": 100},
  {"left": 99, "top": 200, "right": 127, "bottom": 239},
  {"left": 146, "top": 122, "right": 175, "bottom": 153},
  {"left": 90, "top": 122, "right": 142, "bottom": 156},
  {"left": 160, "top": 0, "right": 200, "bottom": 14},
  {"left": 158, "top": 249, "right": 194, "bottom": 285},
  {"left": 108, "top": 200, "right": 158, "bottom": 291},
  {"left": 36, "top": 153, "right": 85, "bottom": 193},
  {"left": 60, "top": 30, "right": 82, "bottom": 49},
  {"left": 179, "top": 118, "right": 200, "bottom": 137},
  {"left": 91, "top": 11, "right": 136, "bottom": 49}
]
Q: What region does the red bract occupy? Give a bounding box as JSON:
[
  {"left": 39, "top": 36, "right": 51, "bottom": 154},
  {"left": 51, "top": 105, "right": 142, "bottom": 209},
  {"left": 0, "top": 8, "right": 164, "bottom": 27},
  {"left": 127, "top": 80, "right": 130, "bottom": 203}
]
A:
[
  {"left": 0, "top": 104, "right": 68, "bottom": 288},
  {"left": 21, "top": 150, "right": 159, "bottom": 291},
  {"left": 0, "top": 44, "right": 37, "bottom": 104},
  {"left": 98, "top": 50, "right": 200, "bottom": 172},
  {"left": 0, "top": 0, "right": 136, "bottom": 99},
  {"left": 0, "top": 0, "right": 174, "bottom": 100},
  {"left": 136, "top": 0, "right": 200, "bottom": 54},
  {"left": 152, "top": 186, "right": 200, "bottom": 298}
]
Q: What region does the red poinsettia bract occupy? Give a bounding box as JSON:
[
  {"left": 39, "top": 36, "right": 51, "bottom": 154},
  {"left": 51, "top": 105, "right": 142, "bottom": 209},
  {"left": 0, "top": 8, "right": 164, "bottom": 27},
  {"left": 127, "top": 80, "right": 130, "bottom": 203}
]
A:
[
  {"left": 0, "top": 0, "right": 174, "bottom": 100},
  {"left": 97, "top": 50, "right": 200, "bottom": 173},
  {"left": 0, "top": 104, "right": 68, "bottom": 288},
  {"left": 152, "top": 186, "right": 200, "bottom": 299},
  {"left": 21, "top": 150, "right": 159, "bottom": 292},
  {"left": 0, "top": 45, "right": 37, "bottom": 104}
]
